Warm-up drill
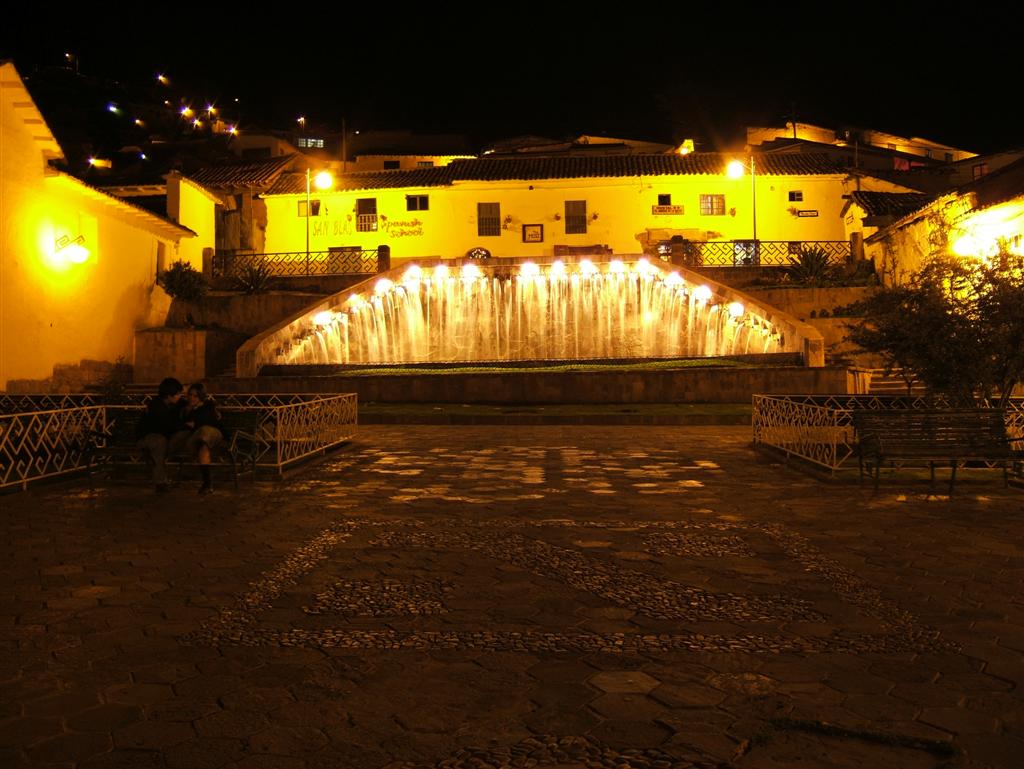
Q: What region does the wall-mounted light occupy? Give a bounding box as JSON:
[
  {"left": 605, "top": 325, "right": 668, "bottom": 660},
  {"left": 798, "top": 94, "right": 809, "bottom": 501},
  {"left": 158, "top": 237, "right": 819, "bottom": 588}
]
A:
[{"left": 55, "top": 235, "right": 89, "bottom": 264}]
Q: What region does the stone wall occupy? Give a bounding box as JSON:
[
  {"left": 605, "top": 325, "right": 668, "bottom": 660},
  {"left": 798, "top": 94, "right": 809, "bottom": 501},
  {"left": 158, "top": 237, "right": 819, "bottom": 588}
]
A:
[
  {"left": 4, "top": 359, "right": 132, "bottom": 394},
  {"left": 134, "top": 329, "right": 248, "bottom": 384},
  {"left": 165, "top": 291, "right": 325, "bottom": 336},
  {"left": 213, "top": 365, "right": 858, "bottom": 404}
]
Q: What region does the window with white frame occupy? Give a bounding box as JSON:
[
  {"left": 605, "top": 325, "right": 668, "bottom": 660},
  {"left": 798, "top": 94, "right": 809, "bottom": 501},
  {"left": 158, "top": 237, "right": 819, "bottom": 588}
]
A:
[
  {"left": 699, "top": 194, "right": 726, "bottom": 216},
  {"left": 356, "top": 198, "right": 378, "bottom": 232}
]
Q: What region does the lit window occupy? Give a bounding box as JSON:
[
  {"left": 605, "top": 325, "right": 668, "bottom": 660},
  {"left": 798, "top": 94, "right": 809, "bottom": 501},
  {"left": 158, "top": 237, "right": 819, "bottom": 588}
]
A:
[
  {"left": 478, "top": 202, "right": 501, "bottom": 237},
  {"left": 298, "top": 200, "right": 321, "bottom": 217},
  {"left": 297, "top": 137, "right": 324, "bottom": 149},
  {"left": 658, "top": 194, "right": 672, "bottom": 206},
  {"left": 699, "top": 194, "right": 725, "bottom": 216},
  {"left": 406, "top": 195, "right": 429, "bottom": 211},
  {"left": 417, "top": 160, "right": 435, "bottom": 168},
  {"left": 356, "top": 198, "right": 378, "bottom": 232},
  {"left": 788, "top": 191, "right": 803, "bottom": 202},
  {"left": 565, "top": 200, "right": 587, "bottom": 235}
]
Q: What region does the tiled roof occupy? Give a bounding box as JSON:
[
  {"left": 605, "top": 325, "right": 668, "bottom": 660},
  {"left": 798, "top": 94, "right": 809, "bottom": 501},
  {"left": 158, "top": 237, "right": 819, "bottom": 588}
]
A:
[
  {"left": 189, "top": 154, "right": 296, "bottom": 189},
  {"left": 850, "top": 191, "right": 934, "bottom": 217},
  {"left": 265, "top": 166, "right": 454, "bottom": 195},
  {"left": 262, "top": 152, "right": 843, "bottom": 195},
  {"left": 446, "top": 153, "right": 843, "bottom": 180}
]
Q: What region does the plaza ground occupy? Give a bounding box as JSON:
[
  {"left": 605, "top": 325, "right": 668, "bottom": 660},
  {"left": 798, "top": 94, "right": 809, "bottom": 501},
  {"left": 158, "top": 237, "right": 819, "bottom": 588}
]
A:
[{"left": 2, "top": 426, "right": 1023, "bottom": 768}]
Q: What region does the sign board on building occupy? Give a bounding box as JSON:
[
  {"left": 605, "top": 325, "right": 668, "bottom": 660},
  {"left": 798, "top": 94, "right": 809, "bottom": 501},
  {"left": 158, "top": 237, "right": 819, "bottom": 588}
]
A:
[
  {"left": 652, "top": 205, "right": 684, "bottom": 215},
  {"left": 797, "top": 210, "right": 819, "bottom": 217}
]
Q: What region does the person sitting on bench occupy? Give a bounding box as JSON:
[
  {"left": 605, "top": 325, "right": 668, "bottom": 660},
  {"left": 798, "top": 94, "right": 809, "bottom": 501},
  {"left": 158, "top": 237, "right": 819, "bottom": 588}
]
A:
[
  {"left": 135, "top": 377, "right": 188, "bottom": 493},
  {"left": 182, "top": 383, "right": 224, "bottom": 495}
]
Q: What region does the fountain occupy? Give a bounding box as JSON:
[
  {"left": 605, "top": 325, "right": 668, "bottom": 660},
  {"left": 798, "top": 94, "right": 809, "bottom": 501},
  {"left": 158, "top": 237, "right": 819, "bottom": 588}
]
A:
[{"left": 261, "top": 258, "right": 785, "bottom": 369}]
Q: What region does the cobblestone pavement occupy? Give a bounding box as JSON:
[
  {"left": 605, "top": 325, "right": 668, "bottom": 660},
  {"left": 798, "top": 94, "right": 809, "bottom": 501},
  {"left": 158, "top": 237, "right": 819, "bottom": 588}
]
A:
[{"left": 2, "top": 426, "right": 1023, "bottom": 768}]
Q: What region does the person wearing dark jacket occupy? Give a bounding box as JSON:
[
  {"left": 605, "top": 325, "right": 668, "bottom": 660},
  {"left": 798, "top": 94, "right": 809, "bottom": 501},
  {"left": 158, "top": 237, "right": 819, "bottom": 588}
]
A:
[
  {"left": 182, "top": 383, "right": 224, "bottom": 494},
  {"left": 135, "top": 377, "right": 188, "bottom": 493}
]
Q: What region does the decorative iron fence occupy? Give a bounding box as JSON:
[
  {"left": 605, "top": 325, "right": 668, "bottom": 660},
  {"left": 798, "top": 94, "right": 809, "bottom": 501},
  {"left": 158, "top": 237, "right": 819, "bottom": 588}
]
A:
[
  {"left": 753, "top": 394, "right": 1024, "bottom": 476},
  {"left": 693, "top": 240, "right": 850, "bottom": 267},
  {"left": 0, "top": 394, "right": 358, "bottom": 490},
  {"left": 212, "top": 249, "right": 380, "bottom": 279},
  {"left": 0, "top": 406, "right": 106, "bottom": 490}
]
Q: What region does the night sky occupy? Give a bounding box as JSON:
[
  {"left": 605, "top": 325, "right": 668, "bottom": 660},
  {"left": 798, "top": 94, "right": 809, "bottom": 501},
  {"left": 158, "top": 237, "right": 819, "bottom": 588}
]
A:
[{"left": 1, "top": 9, "right": 1018, "bottom": 154}]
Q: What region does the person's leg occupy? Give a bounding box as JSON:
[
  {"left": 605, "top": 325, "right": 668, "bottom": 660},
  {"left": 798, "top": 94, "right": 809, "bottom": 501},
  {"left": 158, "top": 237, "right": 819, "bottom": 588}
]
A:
[
  {"left": 137, "top": 433, "right": 169, "bottom": 488},
  {"left": 190, "top": 427, "right": 223, "bottom": 493}
]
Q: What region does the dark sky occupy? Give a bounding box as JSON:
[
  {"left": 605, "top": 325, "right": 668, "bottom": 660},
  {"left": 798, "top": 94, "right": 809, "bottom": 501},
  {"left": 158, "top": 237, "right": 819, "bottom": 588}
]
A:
[{"left": 2, "top": 8, "right": 1018, "bottom": 153}]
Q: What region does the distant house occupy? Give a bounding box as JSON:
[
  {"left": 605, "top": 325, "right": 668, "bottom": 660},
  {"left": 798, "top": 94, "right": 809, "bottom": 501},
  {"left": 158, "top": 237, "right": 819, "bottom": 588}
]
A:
[
  {"left": 189, "top": 154, "right": 301, "bottom": 254},
  {"left": 0, "top": 62, "right": 195, "bottom": 391}
]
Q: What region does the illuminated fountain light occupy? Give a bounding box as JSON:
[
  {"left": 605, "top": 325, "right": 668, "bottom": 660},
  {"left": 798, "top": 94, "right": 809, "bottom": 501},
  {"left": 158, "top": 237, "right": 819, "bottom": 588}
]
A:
[
  {"left": 271, "top": 261, "right": 783, "bottom": 366},
  {"left": 636, "top": 257, "right": 659, "bottom": 276},
  {"left": 403, "top": 264, "right": 423, "bottom": 283},
  {"left": 608, "top": 259, "right": 626, "bottom": 275}
]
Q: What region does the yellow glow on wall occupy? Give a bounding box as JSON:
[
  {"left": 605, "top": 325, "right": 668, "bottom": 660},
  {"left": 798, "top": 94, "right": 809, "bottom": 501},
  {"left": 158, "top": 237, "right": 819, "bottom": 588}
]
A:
[{"left": 950, "top": 200, "right": 1024, "bottom": 261}]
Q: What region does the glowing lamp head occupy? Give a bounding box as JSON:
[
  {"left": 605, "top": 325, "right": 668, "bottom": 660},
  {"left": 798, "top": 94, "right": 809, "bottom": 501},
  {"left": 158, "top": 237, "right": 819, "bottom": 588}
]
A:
[
  {"left": 726, "top": 160, "right": 745, "bottom": 179},
  {"left": 65, "top": 243, "right": 89, "bottom": 264},
  {"left": 636, "top": 257, "right": 658, "bottom": 276},
  {"left": 694, "top": 285, "right": 714, "bottom": 303},
  {"left": 313, "top": 171, "right": 333, "bottom": 191},
  {"left": 519, "top": 261, "right": 540, "bottom": 279},
  {"left": 374, "top": 278, "right": 394, "bottom": 295},
  {"left": 579, "top": 259, "right": 598, "bottom": 276},
  {"left": 180, "top": 106, "right": 193, "bottom": 117},
  {"left": 728, "top": 301, "right": 745, "bottom": 318},
  {"left": 157, "top": 74, "right": 169, "bottom": 85},
  {"left": 663, "top": 271, "right": 684, "bottom": 288},
  {"left": 312, "top": 311, "right": 335, "bottom": 326}
]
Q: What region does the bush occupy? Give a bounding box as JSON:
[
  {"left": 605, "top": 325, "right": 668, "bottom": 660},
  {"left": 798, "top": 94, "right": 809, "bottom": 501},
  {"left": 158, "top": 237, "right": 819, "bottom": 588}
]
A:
[
  {"left": 233, "top": 262, "right": 275, "bottom": 295},
  {"left": 783, "top": 246, "right": 839, "bottom": 285},
  {"left": 158, "top": 261, "right": 207, "bottom": 301}
]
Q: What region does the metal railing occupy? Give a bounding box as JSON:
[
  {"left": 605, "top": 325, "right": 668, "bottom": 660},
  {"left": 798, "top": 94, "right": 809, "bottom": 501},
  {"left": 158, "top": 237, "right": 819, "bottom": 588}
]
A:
[
  {"left": 690, "top": 240, "right": 851, "bottom": 267},
  {"left": 753, "top": 394, "right": 1024, "bottom": 475},
  {"left": 0, "top": 394, "right": 358, "bottom": 490},
  {"left": 212, "top": 249, "right": 381, "bottom": 278}
]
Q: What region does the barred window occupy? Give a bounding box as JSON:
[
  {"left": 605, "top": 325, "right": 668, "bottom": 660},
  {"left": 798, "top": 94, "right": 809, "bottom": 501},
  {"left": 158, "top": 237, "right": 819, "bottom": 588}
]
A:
[
  {"left": 356, "top": 198, "right": 378, "bottom": 232},
  {"left": 565, "top": 200, "right": 587, "bottom": 235},
  {"left": 699, "top": 194, "right": 725, "bottom": 216},
  {"left": 417, "top": 160, "right": 435, "bottom": 168},
  {"left": 658, "top": 194, "right": 672, "bottom": 206},
  {"left": 788, "top": 191, "right": 803, "bottom": 202},
  {"left": 478, "top": 202, "right": 501, "bottom": 237},
  {"left": 406, "top": 195, "right": 429, "bottom": 211}
]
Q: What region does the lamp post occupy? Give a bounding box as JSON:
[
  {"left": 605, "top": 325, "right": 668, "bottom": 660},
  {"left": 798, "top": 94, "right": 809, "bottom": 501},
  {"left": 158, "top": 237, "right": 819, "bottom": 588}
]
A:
[
  {"left": 305, "top": 169, "right": 334, "bottom": 275},
  {"left": 727, "top": 155, "right": 757, "bottom": 264}
]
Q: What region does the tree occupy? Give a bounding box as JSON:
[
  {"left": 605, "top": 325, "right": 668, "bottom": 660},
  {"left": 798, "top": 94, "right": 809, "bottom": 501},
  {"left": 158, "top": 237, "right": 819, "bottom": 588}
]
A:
[{"left": 847, "top": 251, "right": 1024, "bottom": 406}]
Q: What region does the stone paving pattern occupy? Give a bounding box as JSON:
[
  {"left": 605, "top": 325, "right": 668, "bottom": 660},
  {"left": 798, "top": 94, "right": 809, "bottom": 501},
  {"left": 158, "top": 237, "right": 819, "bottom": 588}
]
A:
[{"left": 2, "top": 426, "right": 1023, "bottom": 768}]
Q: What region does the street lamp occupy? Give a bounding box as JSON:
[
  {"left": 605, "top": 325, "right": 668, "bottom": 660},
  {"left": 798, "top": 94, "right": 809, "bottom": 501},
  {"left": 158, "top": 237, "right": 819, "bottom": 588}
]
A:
[
  {"left": 305, "top": 169, "right": 334, "bottom": 274},
  {"left": 727, "top": 155, "right": 757, "bottom": 264}
]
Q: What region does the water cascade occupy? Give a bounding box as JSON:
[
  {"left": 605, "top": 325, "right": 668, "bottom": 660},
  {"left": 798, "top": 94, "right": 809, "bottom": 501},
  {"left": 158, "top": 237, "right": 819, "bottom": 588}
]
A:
[{"left": 273, "top": 259, "right": 782, "bottom": 366}]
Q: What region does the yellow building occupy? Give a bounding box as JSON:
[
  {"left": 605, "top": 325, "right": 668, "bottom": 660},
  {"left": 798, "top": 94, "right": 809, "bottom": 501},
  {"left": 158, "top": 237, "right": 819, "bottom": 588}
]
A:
[
  {"left": 862, "top": 158, "right": 1024, "bottom": 283},
  {"left": 0, "top": 62, "right": 197, "bottom": 390},
  {"left": 259, "top": 153, "right": 896, "bottom": 263}
]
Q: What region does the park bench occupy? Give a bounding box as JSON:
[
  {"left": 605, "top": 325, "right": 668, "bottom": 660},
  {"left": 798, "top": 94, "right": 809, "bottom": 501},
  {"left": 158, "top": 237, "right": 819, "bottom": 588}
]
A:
[
  {"left": 85, "top": 407, "right": 265, "bottom": 489},
  {"left": 852, "top": 408, "right": 1022, "bottom": 493}
]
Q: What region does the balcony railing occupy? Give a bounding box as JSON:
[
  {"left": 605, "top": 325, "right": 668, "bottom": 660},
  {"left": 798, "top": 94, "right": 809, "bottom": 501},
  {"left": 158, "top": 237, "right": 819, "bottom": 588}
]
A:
[
  {"left": 213, "top": 249, "right": 381, "bottom": 279},
  {"left": 660, "top": 240, "right": 851, "bottom": 267}
]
